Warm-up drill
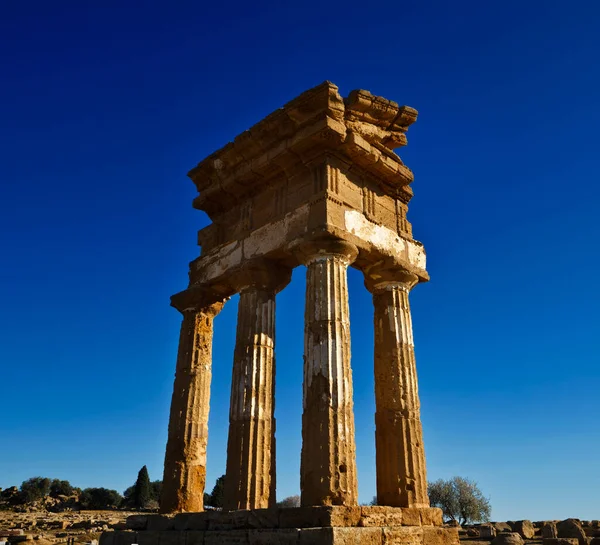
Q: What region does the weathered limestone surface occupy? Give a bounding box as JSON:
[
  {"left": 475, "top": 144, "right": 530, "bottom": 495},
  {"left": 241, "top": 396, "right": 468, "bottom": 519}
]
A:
[
  {"left": 125, "top": 507, "right": 445, "bottom": 532},
  {"left": 102, "top": 521, "right": 458, "bottom": 545},
  {"left": 556, "top": 520, "right": 587, "bottom": 545},
  {"left": 491, "top": 534, "right": 524, "bottom": 545},
  {"left": 224, "top": 263, "right": 291, "bottom": 511},
  {"left": 297, "top": 239, "right": 359, "bottom": 507},
  {"left": 161, "top": 290, "right": 224, "bottom": 513},
  {"left": 144, "top": 81, "right": 458, "bottom": 545},
  {"left": 541, "top": 522, "right": 559, "bottom": 539},
  {"left": 366, "top": 263, "right": 428, "bottom": 508},
  {"left": 511, "top": 521, "right": 535, "bottom": 540}
]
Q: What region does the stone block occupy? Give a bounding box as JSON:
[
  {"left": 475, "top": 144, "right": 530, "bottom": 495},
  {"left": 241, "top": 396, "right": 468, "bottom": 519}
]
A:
[
  {"left": 421, "top": 509, "right": 443, "bottom": 527},
  {"left": 187, "top": 531, "right": 206, "bottom": 545},
  {"left": 136, "top": 531, "right": 161, "bottom": 545},
  {"left": 245, "top": 509, "right": 280, "bottom": 529},
  {"left": 126, "top": 516, "right": 148, "bottom": 531},
  {"left": 279, "top": 507, "right": 360, "bottom": 529},
  {"left": 114, "top": 531, "right": 138, "bottom": 545},
  {"left": 512, "top": 521, "right": 535, "bottom": 539},
  {"left": 382, "top": 526, "right": 423, "bottom": 545},
  {"left": 381, "top": 526, "right": 423, "bottom": 545},
  {"left": 147, "top": 516, "right": 175, "bottom": 531},
  {"left": 544, "top": 539, "right": 580, "bottom": 545},
  {"left": 158, "top": 531, "right": 185, "bottom": 545},
  {"left": 479, "top": 524, "right": 497, "bottom": 539},
  {"left": 542, "top": 523, "right": 559, "bottom": 539},
  {"left": 557, "top": 520, "right": 587, "bottom": 545},
  {"left": 332, "top": 527, "right": 383, "bottom": 545},
  {"left": 174, "top": 513, "right": 209, "bottom": 531},
  {"left": 300, "top": 528, "right": 381, "bottom": 545},
  {"left": 299, "top": 528, "right": 332, "bottom": 545},
  {"left": 359, "top": 507, "right": 403, "bottom": 527},
  {"left": 204, "top": 530, "right": 249, "bottom": 545},
  {"left": 402, "top": 509, "right": 422, "bottom": 527},
  {"left": 422, "top": 528, "right": 459, "bottom": 545},
  {"left": 249, "top": 529, "right": 298, "bottom": 545},
  {"left": 99, "top": 534, "right": 115, "bottom": 545},
  {"left": 491, "top": 533, "right": 523, "bottom": 545},
  {"left": 207, "top": 511, "right": 236, "bottom": 530}
]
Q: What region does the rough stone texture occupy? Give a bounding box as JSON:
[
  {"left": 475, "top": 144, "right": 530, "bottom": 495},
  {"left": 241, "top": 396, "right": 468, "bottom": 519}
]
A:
[
  {"left": 250, "top": 528, "right": 299, "bottom": 545},
  {"left": 543, "top": 539, "right": 580, "bottom": 545},
  {"left": 125, "top": 515, "right": 148, "bottom": 530},
  {"left": 478, "top": 524, "right": 497, "bottom": 539},
  {"left": 494, "top": 524, "right": 513, "bottom": 534},
  {"left": 105, "top": 526, "right": 459, "bottom": 545},
  {"left": 147, "top": 515, "right": 175, "bottom": 531},
  {"left": 491, "top": 533, "right": 524, "bottom": 545},
  {"left": 186, "top": 82, "right": 427, "bottom": 297},
  {"left": 557, "top": 520, "right": 587, "bottom": 545},
  {"left": 149, "top": 82, "right": 450, "bottom": 545},
  {"left": 422, "top": 527, "right": 460, "bottom": 545},
  {"left": 366, "top": 263, "right": 428, "bottom": 508},
  {"left": 161, "top": 297, "right": 224, "bottom": 513},
  {"left": 297, "top": 240, "right": 359, "bottom": 507},
  {"left": 542, "top": 523, "right": 559, "bottom": 539},
  {"left": 511, "top": 521, "right": 535, "bottom": 540},
  {"left": 279, "top": 506, "right": 361, "bottom": 529},
  {"left": 139, "top": 508, "right": 444, "bottom": 532},
  {"left": 224, "top": 263, "right": 291, "bottom": 511}
]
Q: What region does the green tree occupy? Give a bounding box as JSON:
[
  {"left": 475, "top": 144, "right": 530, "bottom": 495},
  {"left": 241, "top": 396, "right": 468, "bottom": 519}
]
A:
[
  {"left": 79, "top": 487, "right": 122, "bottom": 509},
  {"left": 428, "top": 477, "right": 491, "bottom": 525},
  {"left": 20, "top": 477, "right": 51, "bottom": 503},
  {"left": 49, "top": 479, "right": 74, "bottom": 497},
  {"left": 207, "top": 475, "right": 225, "bottom": 508},
  {"left": 123, "top": 484, "right": 135, "bottom": 506},
  {"left": 150, "top": 481, "right": 162, "bottom": 502},
  {"left": 133, "top": 465, "right": 152, "bottom": 509},
  {"left": 123, "top": 479, "right": 161, "bottom": 508}
]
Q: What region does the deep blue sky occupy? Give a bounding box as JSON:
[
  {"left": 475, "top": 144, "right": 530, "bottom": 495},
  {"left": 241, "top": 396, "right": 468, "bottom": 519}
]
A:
[{"left": 1, "top": 0, "right": 599, "bottom": 521}]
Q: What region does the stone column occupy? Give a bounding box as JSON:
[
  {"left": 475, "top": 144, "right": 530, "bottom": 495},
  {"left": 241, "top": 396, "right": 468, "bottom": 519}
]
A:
[
  {"left": 223, "top": 262, "right": 291, "bottom": 511},
  {"left": 161, "top": 289, "right": 224, "bottom": 513},
  {"left": 365, "top": 264, "right": 429, "bottom": 508},
  {"left": 296, "top": 239, "right": 359, "bottom": 507}
]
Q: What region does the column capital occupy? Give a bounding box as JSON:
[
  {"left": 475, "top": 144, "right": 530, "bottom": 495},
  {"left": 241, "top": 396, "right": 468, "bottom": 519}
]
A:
[
  {"left": 294, "top": 237, "right": 358, "bottom": 267},
  {"left": 170, "top": 286, "right": 225, "bottom": 316},
  {"left": 230, "top": 259, "right": 292, "bottom": 295},
  {"left": 364, "top": 260, "right": 419, "bottom": 294}
]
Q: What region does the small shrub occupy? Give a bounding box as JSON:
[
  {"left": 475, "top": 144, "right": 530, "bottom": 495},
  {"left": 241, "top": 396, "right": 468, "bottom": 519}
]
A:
[{"left": 80, "top": 487, "right": 122, "bottom": 509}]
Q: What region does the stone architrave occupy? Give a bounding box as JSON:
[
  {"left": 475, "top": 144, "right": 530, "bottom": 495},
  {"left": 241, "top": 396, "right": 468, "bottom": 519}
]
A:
[
  {"left": 365, "top": 263, "right": 429, "bottom": 508},
  {"left": 160, "top": 289, "right": 224, "bottom": 513},
  {"left": 223, "top": 262, "right": 292, "bottom": 511},
  {"left": 296, "top": 239, "right": 359, "bottom": 507}
]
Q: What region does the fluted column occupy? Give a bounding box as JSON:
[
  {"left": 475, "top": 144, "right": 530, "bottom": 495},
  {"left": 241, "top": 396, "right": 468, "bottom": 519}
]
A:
[
  {"left": 223, "top": 262, "right": 291, "bottom": 511},
  {"left": 161, "top": 289, "right": 224, "bottom": 513},
  {"left": 365, "top": 264, "right": 429, "bottom": 508},
  {"left": 296, "top": 239, "right": 359, "bottom": 507}
]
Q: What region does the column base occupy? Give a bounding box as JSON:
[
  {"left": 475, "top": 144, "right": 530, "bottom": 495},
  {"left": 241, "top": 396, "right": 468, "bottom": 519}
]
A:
[{"left": 101, "top": 507, "right": 458, "bottom": 545}]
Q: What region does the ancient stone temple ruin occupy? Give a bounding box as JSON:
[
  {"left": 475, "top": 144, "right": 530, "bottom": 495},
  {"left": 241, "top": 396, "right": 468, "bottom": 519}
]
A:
[{"left": 101, "top": 82, "right": 458, "bottom": 545}]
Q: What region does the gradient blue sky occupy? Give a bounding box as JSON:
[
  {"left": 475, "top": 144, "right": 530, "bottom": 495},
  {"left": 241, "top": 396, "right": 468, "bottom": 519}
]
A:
[{"left": 1, "top": 0, "right": 599, "bottom": 521}]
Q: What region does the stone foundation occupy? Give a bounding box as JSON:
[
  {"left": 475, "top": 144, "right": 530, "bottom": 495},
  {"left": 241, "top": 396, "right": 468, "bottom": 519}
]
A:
[{"left": 101, "top": 508, "right": 458, "bottom": 545}]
